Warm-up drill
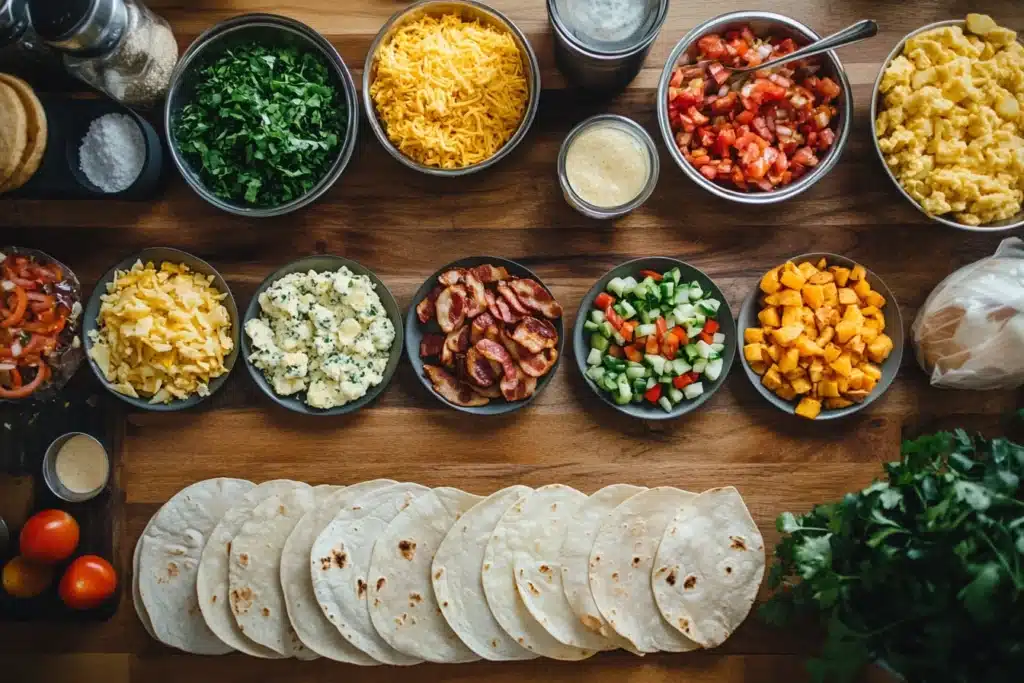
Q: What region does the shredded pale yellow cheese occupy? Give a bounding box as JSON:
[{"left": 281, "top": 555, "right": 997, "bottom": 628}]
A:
[{"left": 370, "top": 14, "right": 529, "bottom": 169}]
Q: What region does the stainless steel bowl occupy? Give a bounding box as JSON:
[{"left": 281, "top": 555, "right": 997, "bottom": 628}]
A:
[
  {"left": 164, "top": 13, "right": 360, "bottom": 217},
  {"left": 363, "top": 0, "right": 541, "bottom": 177},
  {"left": 656, "top": 11, "right": 853, "bottom": 205},
  {"left": 557, "top": 114, "right": 659, "bottom": 219},
  {"left": 870, "top": 19, "right": 1024, "bottom": 233},
  {"left": 42, "top": 432, "right": 111, "bottom": 503}
]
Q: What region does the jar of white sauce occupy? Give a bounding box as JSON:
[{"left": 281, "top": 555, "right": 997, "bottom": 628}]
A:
[
  {"left": 558, "top": 114, "right": 659, "bottom": 219},
  {"left": 42, "top": 432, "right": 110, "bottom": 502}
]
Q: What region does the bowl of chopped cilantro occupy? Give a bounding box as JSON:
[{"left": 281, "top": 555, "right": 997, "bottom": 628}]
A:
[{"left": 165, "top": 13, "right": 358, "bottom": 216}]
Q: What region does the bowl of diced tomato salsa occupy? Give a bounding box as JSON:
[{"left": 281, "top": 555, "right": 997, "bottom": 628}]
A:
[{"left": 656, "top": 12, "right": 852, "bottom": 204}]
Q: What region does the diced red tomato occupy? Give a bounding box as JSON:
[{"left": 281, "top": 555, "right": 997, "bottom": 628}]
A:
[
  {"left": 700, "top": 331, "right": 714, "bottom": 345},
  {"left": 697, "top": 34, "right": 728, "bottom": 60},
  {"left": 655, "top": 317, "right": 668, "bottom": 341},
  {"left": 703, "top": 319, "right": 720, "bottom": 335},
  {"left": 607, "top": 344, "right": 624, "bottom": 359},
  {"left": 639, "top": 269, "right": 663, "bottom": 282},
  {"left": 624, "top": 344, "right": 644, "bottom": 363},
  {"left": 645, "top": 336, "right": 660, "bottom": 355},
  {"left": 673, "top": 372, "right": 700, "bottom": 390},
  {"left": 661, "top": 335, "right": 680, "bottom": 360},
  {"left": 670, "top": 327, "right": 689, "bottom": 345},
  {"left": 604, "top": 305, "right": 624, "bottom": 330},
  {"left": 644, "top": 383, "right": 663, "bottom": 403},
  {"left": 594, "top": 292, "right": 615, "bottom": 310},
  {"left": 619, "top": 320, "right": 636, "bottom": 343}
]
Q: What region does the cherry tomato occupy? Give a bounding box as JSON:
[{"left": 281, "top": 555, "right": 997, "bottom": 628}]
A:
[
  {"left": 59, "top": 555, "right": 117, "bottom": 610},
  {"left": 2, "top": 556, "right": 55, "bottom": 598},
  {"left": 19, "top": 509, "right": 80, "bottom": 563}
]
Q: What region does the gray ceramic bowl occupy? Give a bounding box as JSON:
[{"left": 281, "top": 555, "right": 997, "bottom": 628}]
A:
[
  {"left": 656, "top": 11, "right": 852, "bottom": 205},
  {"left": 363, "top": 0, "right": 541, "bottom": 177},
  {"left": 574, "top": 257, "right": 736, "bottom": 419},
  {"left": 870, "top": 19, "right": 1024, "bottom": 232},
  {"left": 83, "top": 247, "right": 240, "bottom": 411},
  {"left": 242, "top": 255, "right": 403, "bottom": 416},
  {"left": 406, "top": 256, "right": 564, "bottom": 414},
  {"left": 737, "top": 253, "right": 903, "bottom": 420},
  {"left": 165, "top": 13, "right": 360, "bottom": 217}
]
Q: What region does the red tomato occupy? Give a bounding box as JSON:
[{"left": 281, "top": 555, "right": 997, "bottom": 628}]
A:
[
  {"left": 20, "top": 510, "right": 80, "bottom": 564},
  {"left": 59, "top": 555, "right": 117, "bottom": 610},
  {"left": 2, "top": 556, "right": 54, "bottom": 598}
]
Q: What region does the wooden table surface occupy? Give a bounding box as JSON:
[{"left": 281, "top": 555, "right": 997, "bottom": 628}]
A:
[{"left": 3, "top": 0, "right": 1023, "bottom": 681}]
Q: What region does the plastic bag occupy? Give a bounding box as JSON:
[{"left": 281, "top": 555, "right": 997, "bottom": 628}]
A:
[{"left": 912, "top": 238, "right": 1024, "bottom": 390}]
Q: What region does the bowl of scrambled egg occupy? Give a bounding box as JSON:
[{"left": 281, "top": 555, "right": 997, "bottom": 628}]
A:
[
  {"left": 872, "top": 14, "right": 1024, "bottom": 231},
  {"left": 242, "top": 255, "right": 403, "bottom": 415},
  {"left": 83, "top": 248, "right": 239, "bottom": 411}
]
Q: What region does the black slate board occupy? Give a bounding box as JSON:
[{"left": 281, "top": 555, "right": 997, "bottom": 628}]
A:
[{"left": 0, "top": 371, "right": 122, "bottom": 622}]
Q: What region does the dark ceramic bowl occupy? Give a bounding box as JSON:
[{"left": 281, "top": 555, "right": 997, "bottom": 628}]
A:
[
  {"left": 83, "top": 247, "right": 240, "bottom": 411},
  {"left": 242, "top": 255, "right": 403, "bottom": 416},
  {"left": 406, "top": 256, "right": 564, "bottom": 415},
  {"left": 737, "top": 253, "right": 903, "bottom": 420},
  {"left": 574, "top": 257, "right": 736, "bottom": 419}
]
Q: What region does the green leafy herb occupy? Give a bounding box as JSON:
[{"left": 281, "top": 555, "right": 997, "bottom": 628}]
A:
[
  {"left": 762, "top": 430, "right": 1024, "bottom": 683},
  {"left": 174, "top": 43, "right": 346, "bottom": 207}
]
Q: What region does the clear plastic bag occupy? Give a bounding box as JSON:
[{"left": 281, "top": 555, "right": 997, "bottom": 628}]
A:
[{"left": 912, "top": 238, "right": 1024, "bottom": 390}]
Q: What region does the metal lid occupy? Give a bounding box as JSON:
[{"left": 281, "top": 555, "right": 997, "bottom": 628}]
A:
[
  {"left": 550, "top": 0, "right": 666, "bottom": 55},
  {"left": 0, "top": 0, "right": 30, "bottom": 47},
  {"left": 27, "top": 0, "right": 126, "bottom": 56}
]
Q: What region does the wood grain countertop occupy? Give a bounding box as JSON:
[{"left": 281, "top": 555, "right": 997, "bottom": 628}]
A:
[{"left": 2, "top": 0, "right": 1022, "bottom": 681}]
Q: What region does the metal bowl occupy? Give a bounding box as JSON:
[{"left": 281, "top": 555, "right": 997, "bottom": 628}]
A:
[
  {"left": 164, "top": 13, "right": 360, "bottom": 217},
  {"left": 870, "top": 19, "right": 1024, "bottom": 232},
  {"left": 42, "top": 432, "right": 110, "bottom": 503},
  {"left": 656, "top": 11, "right": 853, "bottom": 205},
  {"left": 737, "top": 253, "right": 904, "bottom": 420},
  {"left": 363, "top": 0, "right": 541, "bottom": 177},
  {"left": 83, "top": 247, "right": 240, "bottom": 412},
  {"left": 242, "top": 255, "right": 404, "bottom": 416}
]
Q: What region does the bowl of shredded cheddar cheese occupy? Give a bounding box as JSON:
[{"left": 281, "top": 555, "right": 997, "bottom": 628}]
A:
[{"left": 363, "top": 0, "right": 541, "bottom": 176}]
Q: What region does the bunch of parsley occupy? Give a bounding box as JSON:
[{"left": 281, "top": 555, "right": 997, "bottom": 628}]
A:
[
  {"left": 762, "top": 430, "right": 1024, "bottom": 683},
  {"left": 174, "top": 43, "right": 346, "bottom": 206}
]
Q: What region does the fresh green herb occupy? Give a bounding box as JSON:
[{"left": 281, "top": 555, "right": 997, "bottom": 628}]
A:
[
  {"left": 174, "top": 43, "right": 346, "bottom": 207},
  {"left": 762, "top": 430, "right": 1024, "bottom": 683}
]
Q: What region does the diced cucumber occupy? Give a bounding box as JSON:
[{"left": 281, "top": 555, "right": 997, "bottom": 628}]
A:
[
  {"left": 643, "top": 278, "right": 659, "bottom": 300},
  {"left": 683, "top": 344, "right": 700, "bottom": 362},
  {"left": 667, "top": 267, "right": 682, "bottom": 284},
  {"left": 617, "top": 377, "right": 632, "bottom": 402},
  {"left": 659, "top": 374, "right": 674, "bottom": 384},
  {"left": 683, "top": 382, "right": 704, "bottom": 400},
  {"left": 631, "top": 282, "right": 649, "bottom": 300},
  {"left": 606, "top": 277, "right": 627, "bottom": 297},
  {"left": 712, "top": 332, "right": 726, "bottom": 344},
  {"left": 621, "top": 276, "right": 638, "bottom": 294},
  {"left": 590, "top": 310, "right": 605, "bottom": 324},
  {"left": 694, "top": 312, "right": 707, "bottom": 326},
  {"left": 625, "top": 366, "right": 647, "bottom": 380},
  {"left": 668, "top": 387, "right": 684, "bottom": 403},
  {"left": 645, "top": 354, "right": 667, "bottom": 375},
  {"left": 692, "top": 359, "right": 708, "bottom": 374},
  {"left": 602, "top": 355, "right": 626, "bottom": 372},
  {"left": 583, "top": 320, "right": 599, "bottom": 333},
  {"left": 705, "top": 358, "right": 724, "bottom": 382},
  {"left": 585, "top": 366, "right": 606, "bottom": 382},
  {"left": 688, "top": 281, "right": 704, "bottom": 300},
  {"left": 613, "top": 332, "right": 627, "bottom": 346},
  {"left": 635, "top": 323, "right": 656, "bottom": 338},
  {"left": 619, "top": 300, "right": 637, "bottom": 319},
  {"left": 696, "top": 299, "right": 720, "bottom": 317},
  {"left": 631, "top": 377, "right": 648, "bottom": 395},
  {"left": 599, "top": 321, "right": 615, "bottom": 338},
  {"left": 695, "top": 340, "right": 713, "bottom": 359},
  {"left": 660, "top": 282, "right": 674, "bottom": 301},
  {"left": 672, "top": 358, "right": 692, "bottom": 375},
  {"left": 646, "top": 377, "right": 657, "bottom": 390},
  {"left": 658, "top": 396, "right": 673, "bottom": 412},
  {"left": 664, "top": 315, "right": 677, "bottom": 330},
  {"left": 601, "top": 374, "right": 619, "bottom": 392},
  {"left": 590, "top": 333, "right": 609, "bottom": 352},
  {"left": 674, "top": 302, "right": 695, "bottom": 319},
  {"left": 631, "top": 392, "right": 644, "bottom": 404},
  {"left": 684, "top": 323, "right": 703, "bottom": 339},
  {"left": 614, "top": 391, "right": 631, "bottom": 405},
  {"left": 586, "top": 348, "right": 603, "bottom": 366},
  {"left": 710, "top": 342, "right": 725, "bottom": 354}
]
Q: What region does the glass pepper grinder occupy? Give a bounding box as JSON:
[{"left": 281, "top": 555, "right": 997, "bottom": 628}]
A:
[
  {"left": 27, "top": 0, "right": 178, "bottom": 108},
  {"left": 0, "top": 0, "right": 64, "bottom": 81}
]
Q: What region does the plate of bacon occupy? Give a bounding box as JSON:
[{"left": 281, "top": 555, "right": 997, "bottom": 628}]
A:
[{"left": 406, "top": 257, "right": 564, "bottom": 414}]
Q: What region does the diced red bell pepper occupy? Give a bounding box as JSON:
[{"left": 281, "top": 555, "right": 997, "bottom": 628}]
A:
[
  {"left": 697, "top": 34, "right": 728, "bottom": 60},
  {"left": 644, "top": 383, "right": 663, "bottom": 403},
  {"left": 661, "top": 335, "right": 680, "bottom": 360},
  {"left": 673, "top": 373, "right": 696, "bottom": 389},
  {"left": 645, "top": 335, "right": 660, "bottom": 355},
  {"left": 624, "top": 344, "right": 644, "bottom": 363},
  {"left": 703, "top": 319, "right": 720, "bottom": 335},
  {"left": 594, "top": 292, "right": 615, "bottom": 310},
  {"left": 620, "top": 320, "right": 636, "bottom": 342},
  {"left": 607, "top": 344, "right": 624, "bottom": 359},
  {"left": 605, "top": 305, "right": 624, "bottom": 330},
  {"left": 655, "top": 317, "right": 668, "bottom": 341},
  {"left": 670, "top": 327, "right": 689, "bottom": 344},
  {"left": 638, "top": 269, "right": 663, "bottom": 282},
  {"left": 700, "top": 331, "right": 714, "bottom": 345}
]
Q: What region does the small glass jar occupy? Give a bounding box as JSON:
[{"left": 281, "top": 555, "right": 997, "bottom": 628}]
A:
[
  {"left": 0, "top": 0, "right": 64, "bottom": 82},
  {"left": 28, "top": 0, "right": 178, "bottom": 108}
]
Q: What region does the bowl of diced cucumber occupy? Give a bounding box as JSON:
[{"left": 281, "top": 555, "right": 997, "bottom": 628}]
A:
[{"left": 574, "top": 257, "right": 736, "bottom": 419}]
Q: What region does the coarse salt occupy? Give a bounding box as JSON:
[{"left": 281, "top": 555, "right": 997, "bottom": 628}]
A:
[{"left": 79, "top": 113, "right": 146, "bottom": 194}]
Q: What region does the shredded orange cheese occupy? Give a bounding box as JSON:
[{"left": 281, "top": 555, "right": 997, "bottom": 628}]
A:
[{"left": 370, "top": 14, "right": 529, "bottom": 169}]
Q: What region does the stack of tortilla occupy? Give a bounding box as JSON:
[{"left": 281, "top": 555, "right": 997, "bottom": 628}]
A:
[
  {"left": 0, "top": 73, "right": 46, "bottom": 194},
  {"left": 134, "top": 478, "right": 764, "bottom": 663}
]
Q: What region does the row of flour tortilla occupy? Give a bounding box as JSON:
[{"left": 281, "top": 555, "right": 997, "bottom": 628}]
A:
[{"left": 133, "top": 479, "right": 765, "bottom": 662}]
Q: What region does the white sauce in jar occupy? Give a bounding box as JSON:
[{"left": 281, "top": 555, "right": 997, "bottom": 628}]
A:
[
  {"left": 565, "top": 123, "right": 650, "bottom": 208},
  {"left": 55, "top": 435, "right": 109, "bottom": 494},
  {"left": 564, "top": 0, "right": 650, "bottom": 45}
]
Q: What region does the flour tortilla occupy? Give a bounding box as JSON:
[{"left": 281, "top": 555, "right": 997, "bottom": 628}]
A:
[
  {"left": 137, "top": 478, "right": 254, "bottom": 654},
  {"left": 0, "top": 74, "right": 46, "bottom": 193},
  {"left": 311, "top": 483, "right": 428, "bottom": 666},
  {"left": 482, "top": 485, "right": 595, "bottom": 661},
  {"left": 368, "top": 487, "right": 483, "bottom": 663},
  {"left": 197, "top": 480, "right": 306, "bottom": 659},
  {"left": 0, "top": 81, "right": 27, "bottom": 187},
  {"left": 432, "top": 485, "right": 537, "bottom": 662},
  {"left": 559, "top": 484, "right": 646, "bottom": 652},
  {"left": 652, "top": 486, "right": 765, "bottom": 648},
  {"left": 229, "top": 485, "right": 318, "bottom": 658},
  {"left": 132, "top": 516, "right": 157, "bottom": 641},
  {"left": 281, "top": 480, "right": 396, "bottom": 664},
  {"left": 589, "top": 486, "right": 700, "bottom": 653}
]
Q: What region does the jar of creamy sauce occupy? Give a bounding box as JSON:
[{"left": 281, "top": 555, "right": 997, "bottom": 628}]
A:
[
  {"left": 43, "top": 432, "right": 110, "bottom": 502},
  {"left": 558, "top": 114, "right": 659, "bottom": 219}
]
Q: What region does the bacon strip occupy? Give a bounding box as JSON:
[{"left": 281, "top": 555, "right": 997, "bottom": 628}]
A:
[
  {"left": 498, "top": 327, "right": 531, "bottom": 362},
  {"left": 520, "top": 347, "right": 558, "bottom": 378},
  {"left": 511, "top": 316, "right": 558, "bottom": 354},
  {"left": 416, "top": 285, "right": 443, "bottom": 324},
  {"left": 424, "top": 365, "right": 490, "bottom": 407},
  {"left": 475, "top": 338, "right": 517, "bottom": 382},
  {"left": 438, "top": 268, "right": 465, "bottom": 287},
  {"left": 470, "top": 312, "right": 498, "bottom": 345},
  {"left": 444, "top": 325, "right": 471, "bottom": 354},
  {"left": 465, "top": 347, "right": 497, "bottom": 387},
  {"left": 509, "top": 278, "right": 563, "bottom": 319},
  {"left": 497, "top": 282, "right": 532, "bottom": 316},
  {"left": 419, "top": 333, "right": 445, "bottom": 359},
  {"left": 500, "top": 366, "right": 537, "bottom": 401},
  {"left": 435, "top": 285, "right": 467, "bottom": 334},
  {"left": 469, "top": 264, "right": 510, "bottom": 283},
  {"left": 464, "top": 271, "right": 487, "bottom": 318},
  {"left": 485, "top": 289, "right": 519, "bottom": 325},
  {"left": 470, "top": 382, "right": 502, "bottom": 399}
]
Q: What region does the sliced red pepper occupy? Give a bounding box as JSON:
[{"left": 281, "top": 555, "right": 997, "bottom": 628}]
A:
[
  {"left": 673, "top": 373, "right": 696, "bottom": 390},
  {"left": 661, "top": 335, "right": 680, "bottom": 360},
  {"left": 670, "top": 327, "right": 689, "bottom": 344},
  {"left": 0, "top": 363, "right": 47, "bottom": 398},
  {"left": 655, "top": 317, "right": 668, "bottom": 341},
  {"left": 619, "top": 320, "right": 636, "bottom": 343},
  {"left": 645, "top": 335, "right": 660, "bottom": 355},
  {"left": 624, "top": 345, "right": 644, "bottom": 363},
  {"left": 644, "top": 383, "right": 662, "bottom": 404},
  {"left": 604, "top": 305, "right": 624, "bottom": 330},
  {"left": 638, "top": 269, "right": 663, "bottom": 282},
  {"left": 594, "top": 292, "right": 615, "bottom": 310},
  {"left": 703, "top": 319, "right": 720, "bottom": 335},
  {"left": 1, "top": 286, "right": 28, "bottom": 327},
  {"left": 700, "top": 331, "right": 714, "bottom": 345}
]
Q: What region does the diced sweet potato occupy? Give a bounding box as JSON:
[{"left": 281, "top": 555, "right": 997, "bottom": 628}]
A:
[
  {"left": 802, "top": 284, "right": 824, "bottom": 308},
  {"left": 744, "top": 343, "right": 765, "bottom": 363},
  {"left": 816, "top": 326, "right": 835, "bottom": 347},
  {"left": 795, "top": 397, "right": 821, "bottom": 419},
  {"left": 782, "top": 306, "right": 803, "bottom": 327},
  {"left": 824, "top": 343, "right": 842, "bottom": 363},
  {"left": 776, "top": 384, "right": 798, "bottom": 401},
  {"left": 778, "top": 347, "right": 800, "bottom": 373},
  {"left": 838, "top": 288, "right": 859, "bottom": 305},
  {"left": 835, "top": 319, "right": 859, "bottom": 344},
  {"left": 823, "top": 282, "right": 838, "bottom": 306},
  {"left": 830, "top": 266, "right": 851, "bottom": 286},
  {"left": 758, "top": 307, "right": 781, "bottom": 328},
  {"left": 780, "top": 269, "right": 807, "bottom": 290},
  {"left": 797, "top": 261, "right": 819, "bottom": 280},
  {"left": 862, "top": 375, "right": 878, "bottom": 392},
  {"left": 860, "top": 363, "right": 882, "bottom": 380},
  {"left": 859, "top": 326, "right": 879, "bottom": 343},
  {"left": 863, "top": 290, "right": 886, "bottom": 308},
  {"left": 808, "top": 271, "right": 834, "bottom": 285},
  {"left": 761, "top": 367, "right": 784, "bottom": 391},
  {"left": 850, "top": 264, "right": 867, "bottom": 281},
  {"left": 750, "top": 361, "right": 768, "bottom": 375},
  {"left": 744, "top": 328, "right": 764, "bottom": 344},
  {"left": 848, "top": 368, "right": 865, "bottom": 390},
  {"left": 760, "top": 267, "right": 782, "bottom": 294},
  {"left": 791, "top": 376, "right": 813, "bottom": 395},
  {"left": 830, "top": 354, "right": 853, "bottom": 377},
  {"left": 817, "top": 380, "right": 841, "bottom": 398},
  {"left": 846, "top": 389, "right": 870, "bottom": 403},
  {"left": 867, "top": 334, "right": 894, "bottom": 363},
  {"left": 776, "top": 290, "right": 803, "bottom": 307},
  {"left": 784, "top": 366, "right": 807, "bottom": 381},
  {"left": 853, "top": 278, "right": 872, "bottom": 299},
  {"left": 771, "top": 325, "right": 804, "bottom": 346},
  {"left": 846, "top": 335, "right": 866, "bottom": 356},
  {"left": 794, "top": 335, "right": 824, "bottom": 357},
  {"left": 763, "top": 293, "right": 781, "bottom": 306},
  {"left": 859, "top": 305, "right": 880, "bottom": 318},
  {"left": 816, "top": 257, "right": 828, "bottom": 270},
  {"left": 824, "top": 397, "right": 854, "bottom": 409},
  {"left": 766, "top": 344, "right": 781, "bottom": 363},
  {"left": 837, "top": 376, "right": 849, "bottom": 393},
  {"left": 842, "top": 305, "right": 864, "bottom": 325}
]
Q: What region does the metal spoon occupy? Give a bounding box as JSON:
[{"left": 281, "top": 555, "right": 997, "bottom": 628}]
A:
[{"left": 716, "top": 19, "right": 878, "bottom": 85}]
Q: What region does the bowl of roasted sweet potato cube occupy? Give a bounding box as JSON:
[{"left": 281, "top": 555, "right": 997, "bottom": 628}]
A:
[{"left": 737, "top": 254, "right": 903, "bottom": 420}]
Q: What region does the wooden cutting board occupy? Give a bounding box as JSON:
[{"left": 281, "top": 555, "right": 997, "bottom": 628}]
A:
[{"left": 2, "top": 0, "right": 1022, "bottom": 681}]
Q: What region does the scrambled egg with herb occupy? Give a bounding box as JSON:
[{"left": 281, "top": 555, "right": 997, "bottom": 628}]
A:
[
  {"left": 88, "top": 261, "right": 233, "bottom": 404},
  {"left": 245, "top": 267, "right": 396, "bottom": 409},
  {"left": 876, "top": 14, "right": 1024, "bottom": 226}
]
